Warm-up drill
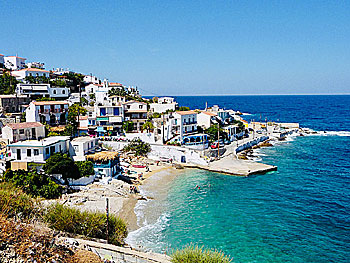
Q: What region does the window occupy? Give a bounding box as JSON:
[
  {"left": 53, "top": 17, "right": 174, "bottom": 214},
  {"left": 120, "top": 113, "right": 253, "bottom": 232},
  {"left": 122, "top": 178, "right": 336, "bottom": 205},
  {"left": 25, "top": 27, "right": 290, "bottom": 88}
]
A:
[
  {"left": 45, "top": 148, "right": 49, "bottom": 155},
  {"left": 27, "top": 149, "right": 31, "bottom": 157},
  {"left": 113, "top": 107, "right": 119, "bottom": 116},
  {"left": 53, "top": 90, "right": 57, "bottom": 94},
  {"left": 19, "top": 129, "right": 24, "bottom": 134},
  {"left": 139, "top": 105, "right": 143, "bottom": 109},
  {"left": 62, "top": 90, "right": 65, "bottom": 94},
  {"left": 100, "top": 108, "right": 106, "bottom": 116},
  {"left": 74, "top": 145, "right": 79, "bottom": 152},
  {"left": 34, "top": 149, "right": 39, "bottom": 156}
]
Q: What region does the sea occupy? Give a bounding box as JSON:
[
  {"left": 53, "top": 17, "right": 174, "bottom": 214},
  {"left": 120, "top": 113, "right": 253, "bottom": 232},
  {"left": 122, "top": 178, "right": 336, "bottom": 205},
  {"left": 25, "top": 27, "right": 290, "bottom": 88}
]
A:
[{"left": 126, "top": 95, "right": 350, "bottom": 263}]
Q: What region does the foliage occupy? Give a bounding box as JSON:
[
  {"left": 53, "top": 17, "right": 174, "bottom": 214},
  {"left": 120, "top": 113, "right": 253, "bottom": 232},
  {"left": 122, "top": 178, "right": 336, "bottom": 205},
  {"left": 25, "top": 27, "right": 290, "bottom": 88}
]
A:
[
  {"left": 43, "top": 153, "right": 80, "bottom": 185},
  {"left": 44, "top": 203, "right": 128, "bottom": 246},
  {"left": 0, "top": 182, "right": 37, "bottom": 219},
  {"left": 2, "top": 169, "right": 63, "bottom": 199},
  {"left": 108, "top": 87, "right": 127, "bottom": 97},
  {"left": 204, "top": 125, "right": 228, "bottom": 142},
  {"left": 36, "top": 97, "right": 56, "bottom": 101},
  {"left": 122, "top": 121, "right": 134, "bottom": 133},
  {"left": 142, "top": 121, "right": 155, "bottom": 132},
  {"left": 64, "top": 103, "right": 87, "bottom": 137},
  {"left": 171, "top": 245, "right": 232, "bottom": 263},
  {"left": 24, "top": 75, "right": 49, "bottom": 84},
  {"left": 122, "top": 138, "right": 151, "bottom": 156},
  {"left": 47, "top": 131, "right": 60, "bottom": 137},
  {"left": 76, "top": 161, "right": 95, "bottom": 177},
  {"left": 0, "top": 72, "right": 18, "bottom": 94},
  {"left": 232, "top": 120, "right": 245, "bottom": 133},
  {"left": 81, "top": 97, "right": 88, "bottom": 106},
  {"left": 177, "top": 106, "right": 190, "bottom": 111},
  {"left": 62, "top": 72, "right": 85, "bottom": 92},
  {"left": 152, "top": 96, "right": 158, "bottom": 103},
  {"left": 50, "top": 79, "right": 66, "bottom": 87},
  {"left": 152, "top": 112, "right": 161, "bottom": 118},
  {"left": 89, "top": 93, "right": 95, "bottom": 100}
]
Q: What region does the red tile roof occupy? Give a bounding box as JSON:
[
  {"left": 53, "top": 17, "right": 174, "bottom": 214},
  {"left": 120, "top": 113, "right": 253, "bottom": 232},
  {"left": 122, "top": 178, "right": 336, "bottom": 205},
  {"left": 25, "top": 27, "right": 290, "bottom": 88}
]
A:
[
  {"left": 6, "top": 56, "right": 26, "bottom": 60},
  {"left": 175, "top": 110, "right": 197, "bottom": 115},
  {"left": 201, "top": 111, "right": 217, "bottom": 116},
  {"left": 7, "top": 122, "right": 44, "bottom": 129},
  {"left": 18, "top": 68, "right": 50, "bottom": 73}
]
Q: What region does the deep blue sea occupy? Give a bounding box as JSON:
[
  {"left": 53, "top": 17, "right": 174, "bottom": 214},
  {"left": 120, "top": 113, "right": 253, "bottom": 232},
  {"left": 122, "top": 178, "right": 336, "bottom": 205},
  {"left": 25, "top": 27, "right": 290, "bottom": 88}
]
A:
[{"left": 128, "top": 95, "right": 350, "bottom": 263}]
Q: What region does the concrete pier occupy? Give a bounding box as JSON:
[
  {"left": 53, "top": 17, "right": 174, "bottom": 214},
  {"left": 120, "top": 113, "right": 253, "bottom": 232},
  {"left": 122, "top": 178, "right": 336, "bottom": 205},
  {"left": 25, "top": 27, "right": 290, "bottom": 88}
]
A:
[{"left": 183, "top": 155, "right": 277, "bottom": 176}]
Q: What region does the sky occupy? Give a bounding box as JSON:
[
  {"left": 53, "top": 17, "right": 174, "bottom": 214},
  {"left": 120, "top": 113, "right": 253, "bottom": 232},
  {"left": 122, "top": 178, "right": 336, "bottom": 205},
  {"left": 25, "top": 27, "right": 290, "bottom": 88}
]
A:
[{"left": 1, "top": 0, "right": 350, "bottom": 96}]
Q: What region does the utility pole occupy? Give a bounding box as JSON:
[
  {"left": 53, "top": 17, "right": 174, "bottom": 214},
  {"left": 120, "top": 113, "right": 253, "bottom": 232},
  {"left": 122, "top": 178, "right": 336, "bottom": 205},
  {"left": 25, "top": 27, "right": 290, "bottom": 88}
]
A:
[
  {"left": 106, "top": 198, "right": 109, "bottom": 244},
  {"left": 217, "top": 122, "right": 220, "bottom": 159}
]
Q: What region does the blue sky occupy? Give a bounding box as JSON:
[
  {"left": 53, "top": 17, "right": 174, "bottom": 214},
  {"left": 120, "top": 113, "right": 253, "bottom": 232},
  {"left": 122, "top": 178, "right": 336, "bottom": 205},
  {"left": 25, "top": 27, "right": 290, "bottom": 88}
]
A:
[{"left": 1, "top": 0, "right": 350, "bottom": 95}]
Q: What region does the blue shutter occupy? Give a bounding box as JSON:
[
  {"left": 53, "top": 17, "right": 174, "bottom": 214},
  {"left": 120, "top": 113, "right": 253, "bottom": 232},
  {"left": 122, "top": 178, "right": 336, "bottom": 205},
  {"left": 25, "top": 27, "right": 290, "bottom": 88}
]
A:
[
  {"left": 113, "top": 107, "right": 120, "bottom": 116},
  {"left": 100, "top": 108, "right": 106, "bottom": 116}
]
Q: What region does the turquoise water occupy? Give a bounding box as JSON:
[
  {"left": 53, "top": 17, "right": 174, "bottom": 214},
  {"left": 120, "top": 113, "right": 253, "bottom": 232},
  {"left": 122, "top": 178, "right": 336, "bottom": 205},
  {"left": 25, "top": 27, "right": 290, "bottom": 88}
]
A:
[{"left": 128, "top": 95, "right": 350, "bottom": 262}]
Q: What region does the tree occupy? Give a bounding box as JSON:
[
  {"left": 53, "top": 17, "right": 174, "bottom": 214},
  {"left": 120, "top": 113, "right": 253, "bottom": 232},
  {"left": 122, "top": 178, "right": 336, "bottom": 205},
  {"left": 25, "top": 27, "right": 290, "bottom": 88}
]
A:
[
  {"left": 0, "top": 72, "right": 18, "bottom": 94},
  {"left": 122, "top": 121, "right": 134, "bottom": 133},
  {"left": 152, "top": 97, "right": 158, "bottom": 103},
  {"left": 43, "top": 153, "right": 80, "bottom": 185},
  {"left": 122, "top": 138, "right": 151, "bottom": 156},
  {"left": 24, "top": 75, "right": 49, "bottom": 84},
  {"left": 108, "top": 87, "right": 127, "bottom": 97},
  {"left": 142, "top": 121, "right": 154, "bottom": 132},
  {"left": 177, "top": 106, "right": 190, "bottom": 111},
  {"left": 64, "top": 103, "right": 87, "bottom": 137},
  {"left": 76, "top": 161, "right": 95, "bottom": 177},
  {"left": 62, "top": 72, "right": 85, "bottom": 93},
  {"left": 205, "top": 125, "right": 228, "bottom": 142}
]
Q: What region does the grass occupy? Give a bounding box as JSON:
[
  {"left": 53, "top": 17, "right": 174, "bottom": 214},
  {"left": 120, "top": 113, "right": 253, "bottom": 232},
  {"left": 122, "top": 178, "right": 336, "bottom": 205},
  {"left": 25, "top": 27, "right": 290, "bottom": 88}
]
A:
[
  {"left": 171, "top": 245, "right": 232, "bottom": 263},
  {"left": 44, "top": 203, "right": 128, "bottom": 246},
  {"left": 0, "top": 182, "right": 38, "bottom": 220}
]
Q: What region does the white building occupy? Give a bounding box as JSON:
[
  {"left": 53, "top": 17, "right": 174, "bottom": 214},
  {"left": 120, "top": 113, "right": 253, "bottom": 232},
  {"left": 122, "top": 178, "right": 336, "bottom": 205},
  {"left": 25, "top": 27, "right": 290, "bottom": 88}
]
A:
[
  {"left": 12, "top": 68, "right": 50, "bottom": 81},
  {"left": 123, "top": 101, "right": 148, "bottom": 132},
  {"left": 7, "top": 136, "right": 70, "bottom": 163},
  {"left": 26, "top": 62, "right": 45, "bottom": 69},
  {"left": 197, "top": 111, "right": 217, "bottom": 129},
  {"left": 4, "top": 56, "right": 26, "bottom": 70},
  {"left": 150, "top": 97, "right": 177, "bottom": 113},
  {"left": 172, "top": 111, "right": 198, "bottom": 142},
  {"left": 16, "top": 83, "right": 69, "bottom": 99},
  {"left": 83, "top": 75, "right": 99, "bottom": 84},
  {"left": 69, "top": 136, "right": 99, "bottom": 161},
  {"left": 2, "top": 122, "right": 45, "bottom": 143},
  {"left": 95, "top": 102, "right": 124, "bottom": 135},
  {"left": 26, "top": 101, "right": 69, "bottom": 125},
  {"left": 53, "top": 68, "right": 73, "bottom": 76}
]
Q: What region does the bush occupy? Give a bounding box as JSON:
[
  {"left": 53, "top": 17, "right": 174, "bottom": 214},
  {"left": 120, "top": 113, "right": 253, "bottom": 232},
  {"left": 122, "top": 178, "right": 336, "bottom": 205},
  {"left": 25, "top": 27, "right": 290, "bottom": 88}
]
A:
[
  {"left": 76, "top": 161, "right": 95, "bottom": 177},
  {"left": 0, "top": 182, "right": 37, "bottom": 219},
  {"left": 171, "top": 245, "right": 232, "bottom": 263},
  {"left": 3, "top": 169, "right": 63, "bottom": 199},
  {"left": 44, "top": 203, "right": 128, "bottom": 246}
]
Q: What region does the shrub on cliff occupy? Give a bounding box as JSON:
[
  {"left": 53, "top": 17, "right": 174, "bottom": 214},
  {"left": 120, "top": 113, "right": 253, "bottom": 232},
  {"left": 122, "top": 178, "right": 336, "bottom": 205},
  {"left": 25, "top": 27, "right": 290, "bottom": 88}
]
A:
[
  {"left": 171, "top": 245, "right": 232, "bottom": 263},
  {"left": 0, "top": 182, "right": 37, "bottom": 219},
  {"left": 2, "top": 169, "right": 63, "bottom": 199},
  {"left": 44, "top": 203, "right": 128, "bottom": 246}
]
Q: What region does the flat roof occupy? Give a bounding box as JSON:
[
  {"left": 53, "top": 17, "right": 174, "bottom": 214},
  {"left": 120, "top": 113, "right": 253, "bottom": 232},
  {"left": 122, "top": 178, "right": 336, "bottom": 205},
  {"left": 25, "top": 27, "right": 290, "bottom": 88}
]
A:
[
  {"left": 8, "top": 136, "right": 70, "bottom": 147},
  {"left": 7, "top": 122, "right": 44, "bottom": 129},
  {"left": 175, "top": 110, "right": 197, "bottom": 115},
  {"left": 71, "top": 136, "right": 97, "bottom": 143},
  {"left": 33, "top": 101, "right": 69, "bottom": 106}
]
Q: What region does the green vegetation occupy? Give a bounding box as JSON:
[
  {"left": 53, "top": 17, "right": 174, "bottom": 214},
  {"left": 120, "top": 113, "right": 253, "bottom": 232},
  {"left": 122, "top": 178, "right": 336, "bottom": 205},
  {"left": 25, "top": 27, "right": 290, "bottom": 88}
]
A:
[
  {"left": 152, "top": 112, "right": 161, "bottom": 118},
  {"left": 76, "top": 161, "right": 95, "bottom": 177},
  {"left": 43, "top": 153, "right": 80, "bottom": 185},
  {"left": 62, "top": 72, "right": 85, "bottom": 93},
  {"left": 24, "top": 75, "right": 50, "bottom": 84},
  {"left": 123, "top": 138, "right": 151, "bottom": 156},
  {"left": 64, "top": 103, "right": 87, "bottom": 137},
  {"left": 205, "top": 125, "right": 228, "bottom": 142},
  {"left": 36, "top": 97, "right": 57, "bottom": 101},
  {"left": 171, "top": 245, "right": 232, "bottom": 263},
  {"left": 44, "top": 203, "right": 128, "bottom": 246},
  {"left": 0, "top": 182, "right": 37, "bottom": 219},
  {"left": 122, "top": 120, "right": 134, "bottom": 133},
  {"left": 2, "top": 169, "right": 63, "bottom": 199},
  {"left": 177, "top": 106, "right": 190, "bottom": 111},
  {"left": 142, "top": 121, "right": 155, "bottom": 132},
  {"left": 0, "top": 72, "right": 18, "bottom": 94},
  {"left": 50, "top": 78, "right": 67, "bottom": 87},
  {"left": 108, "top": 87, "right": 127, "bottom": 97}
]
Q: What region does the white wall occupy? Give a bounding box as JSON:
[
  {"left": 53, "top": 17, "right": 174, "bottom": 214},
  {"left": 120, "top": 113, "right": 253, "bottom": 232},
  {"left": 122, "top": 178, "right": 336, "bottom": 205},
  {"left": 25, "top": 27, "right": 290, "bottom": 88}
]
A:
[{"left": 150, "top": 103, "right": 176, "bottom": 113}]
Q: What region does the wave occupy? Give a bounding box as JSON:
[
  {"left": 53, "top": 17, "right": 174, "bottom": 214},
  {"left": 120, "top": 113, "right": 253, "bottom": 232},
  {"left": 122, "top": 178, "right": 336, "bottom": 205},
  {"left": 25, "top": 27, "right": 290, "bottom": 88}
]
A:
[
  {"left": 318, "top": 131, "right": 350, "bottom": 137},
  {"left": 125, "top": 212, "right": 170, "bottom": 253}
]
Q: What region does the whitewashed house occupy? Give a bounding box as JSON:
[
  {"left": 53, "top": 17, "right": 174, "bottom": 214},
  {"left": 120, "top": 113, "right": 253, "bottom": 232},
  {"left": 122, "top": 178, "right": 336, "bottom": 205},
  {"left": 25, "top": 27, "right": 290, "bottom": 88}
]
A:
[
  {"left": 197, "top": 111, "right": 217, "bottom": 129},
  {"left": 150, "top": 97, "right": 177, "bottom": 113},
  {"left": 95, "top": 102, "right": 124, "bottom": 136},
  {"left": 69, "top": 136, "right": 99, "bottom": 161},
  {"left": 26, "top": 62, "right": 45, "bottom": 69},
  {"left": 16, "top": 83, "right": 69, "bottom": 99},
  {"left": 7, "top": 136, "right": 70, "bottom": 163},
  {"left": 12, "top": 68, "right": 50, "bottom": 81},
  {"left": 123, "top": 101, "right": 148, "bottom": 132},
  {"left": 172, "top": 111, "right": 198, "bottom": 142},
  {"left": 2, "top": 122, "right": 45, "bottom": 143},
  {"left": 26, "top": 101, "right": 69, "bottom": 125},
  {"left": 83, "top": 75, "right": 99, "bottom": 84},
  {"left": 4, "top": 56, "right": 26, "bottom": 70}
]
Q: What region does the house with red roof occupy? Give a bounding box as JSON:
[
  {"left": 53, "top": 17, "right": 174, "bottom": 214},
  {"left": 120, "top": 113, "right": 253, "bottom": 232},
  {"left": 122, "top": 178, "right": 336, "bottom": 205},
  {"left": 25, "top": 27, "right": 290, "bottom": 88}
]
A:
[{"left": 2, "top": 122, "right": 45, "bottom": 143}]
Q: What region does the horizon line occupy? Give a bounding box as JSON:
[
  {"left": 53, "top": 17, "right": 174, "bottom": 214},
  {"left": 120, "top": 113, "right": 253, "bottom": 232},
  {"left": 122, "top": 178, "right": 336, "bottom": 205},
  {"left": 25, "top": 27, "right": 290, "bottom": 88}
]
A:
[{"left": 143, "top": 93, "right": 350, "bottom": 97}]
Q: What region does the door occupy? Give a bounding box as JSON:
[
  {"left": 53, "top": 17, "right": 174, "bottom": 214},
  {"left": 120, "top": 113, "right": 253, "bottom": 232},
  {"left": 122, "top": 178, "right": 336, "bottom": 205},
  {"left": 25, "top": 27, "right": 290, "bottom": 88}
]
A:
[
  {"left": 17, "top": 149, "right": 21, "bottom": 160},
  {"left": 32, "top": 128, "right": 36, "bottom": 139}
]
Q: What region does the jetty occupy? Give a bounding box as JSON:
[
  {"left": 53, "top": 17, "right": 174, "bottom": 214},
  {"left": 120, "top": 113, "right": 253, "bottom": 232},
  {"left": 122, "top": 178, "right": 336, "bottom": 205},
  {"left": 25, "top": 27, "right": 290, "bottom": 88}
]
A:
[{"left": 183, "top": 155, "right": 277, "bottom": 176}]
